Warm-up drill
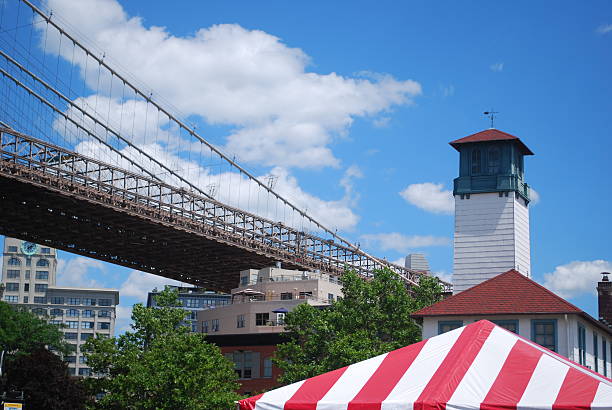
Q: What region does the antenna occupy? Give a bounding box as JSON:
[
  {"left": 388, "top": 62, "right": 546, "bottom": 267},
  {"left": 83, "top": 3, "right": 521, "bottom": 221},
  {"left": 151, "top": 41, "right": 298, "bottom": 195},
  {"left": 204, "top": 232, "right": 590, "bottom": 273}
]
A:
[{"left": 483, "top": 110, "right": 499, "bottom": 128}]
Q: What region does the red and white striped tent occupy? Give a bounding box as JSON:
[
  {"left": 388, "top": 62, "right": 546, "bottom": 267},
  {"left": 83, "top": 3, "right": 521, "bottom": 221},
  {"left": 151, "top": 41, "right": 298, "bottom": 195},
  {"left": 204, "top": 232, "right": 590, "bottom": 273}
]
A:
[{"left": 238, "top": 320, "right": 612, "bottom": 410}]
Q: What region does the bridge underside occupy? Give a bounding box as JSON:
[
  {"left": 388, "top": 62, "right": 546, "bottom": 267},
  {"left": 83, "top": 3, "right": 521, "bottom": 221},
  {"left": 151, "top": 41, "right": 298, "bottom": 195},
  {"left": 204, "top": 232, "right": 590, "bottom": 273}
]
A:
[{"left": 0, "top": 175, "right": 307, "bottom": 292}]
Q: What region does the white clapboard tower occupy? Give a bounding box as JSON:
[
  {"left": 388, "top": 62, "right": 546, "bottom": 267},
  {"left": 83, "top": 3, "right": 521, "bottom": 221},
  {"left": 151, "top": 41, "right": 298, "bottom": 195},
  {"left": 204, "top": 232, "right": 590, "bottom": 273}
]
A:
[{"left": 451, "top": 129, "right": 534, "bottom": 294}]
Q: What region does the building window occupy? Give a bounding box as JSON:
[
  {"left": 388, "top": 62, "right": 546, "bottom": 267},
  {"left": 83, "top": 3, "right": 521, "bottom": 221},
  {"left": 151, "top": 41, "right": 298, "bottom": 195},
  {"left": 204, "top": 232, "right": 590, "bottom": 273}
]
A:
[
  {"left": 82, "top": 322, "right": 95, "bottom": 329},
  {"left": 49, "top": 319, "right": 62, "bottom": 325},
  {"left": 299, "top": 291, "right": 313, "bottom": 299},
  {"left": 471, "top": 149, "right": 481, "bottom": 174},
  {"left": 7, "top": 270, "right": 20, "bottom": 279},
  {"left": 65, "top": 333, "right": 78, "bottom": 340},
  {"left": 280, "top": 292, "right": 293, "bottom": 300},
  {"left": 492, "top": 320, "right": 519, "bottom": 334},
  {"left": 578, "top": 324, "right": 586, "bottom": 365},
  {"left": 8, "top": 246, "right": 18, "bottom": 252},
  {"left": 26, "top": 258, "right": 31, "bottom": 267},
  {"left": 35, "top": 271, "right": 49, "bottom": 280},
  {"left": 81, "top": 333, "right": 93, "bottom": 341},
  {"left": 7, "top": 257, "right": 21, "bottom": 266},
  {"left": 237, "top": 314, "right": 245, "bottom": 328},
  {"left": 67, "top": 309, "right": 79, "bottom": 317},
  {"left": 50, "top": 297, "right": 63, "bottom": 304},
  {"left": 79, "top": 356, "right": 87, "bottom": 364},
  {"left": 98, "top": 298, "right": 112, "bottom": 306},
  {"left": 34, "top": 284, "right": 48, "bottom": 293},
  {"left": 276, "top": 313, "right": 286, "bottom": 325},
  {"left": 263, "top": 357, "right": 273, "bottom": 378},
  {"left": 33, "top": 297, "right": 46, "bottom": 304},
  {"left": 184, "top": 298, "right": 199, "bottom": 308},
  {"left": 531, "top": 319, "right": 557, "bottom": 352},
  {"left": 488, "top": 147, "right": 500, "bottom": 174},
  {"left": 191, "top": 322, "right": 198, "bottom": 332},
  {"left": 240, "top": 276, "right": 249, "bottom": 286},
  {"left": 50, "top": 308, "right": 63, "bottom": 317},
  {"left": 98, "top": 310, "right": 110, "bottom": 318},
  {"left": 24, "top": 284, "right": 29, "bottom": 292},
  {"left": 41, "top": 248, "right": 50, "bottom": 254},
  {"left": 603, "top": 339, "right": 608, "bottom": 377},
  {"left": 67, "top": 321, "right": 79, "bottom": 329},
  {"left": 78, "top": 368, "right": 91, "bottom": 376},
  {"left": 212, "top": 319, "right": 220, "bottom": 332},
  {"left": 68, "top": 368, "right": 76, "bottom": 376},
  {"left": 438, "top": 320, "right": 463, "bottom": 335},
  {"left": 36, "top": 259, "right": 49, "bottom": 267},
  {"left": 202, "top": 321, "right": 209, "bottom": 333},
  {"left": 65, "top": 355, "right": 76, "bottom": 363},
  {"left": 31, "top": 308, "right": 46, "bottom": 316},
  {"left": 25, "top": 270, "right": 30, "bottom": 279},
  {"left": 68, "top": 298, "right": 81, "bottom": 305},
  {"left": 5, "top": 283, "right": 19, "bottom": 292},
  {"left": 4, "top": 295, "right": 18, "bottom": 303},
  {"left": 83, "top": 298, "right": 96, "bottom": 306},
  {"left": 98, "top": 322, "right": 110, "bottom": 330},
  {"left": 594, "top": 333, "right": 599, "bottom": 373},
  {"left": 82, "top": 310, "right": 94, "bottom": 318},
  {"left": 186, "top": 311, "right": 197, "bottom": 320},
  {"left": 23, "top": 296, "right": 28, "bottom": 303},
  {"left": 328, "top": 293, "right": 335, "bottom": 303},
  {"left": 230, "top": 351, "right": 258, "bottom": 379},
  {"left": 256, "top": 313, "right": 269, "bottom": 326}
]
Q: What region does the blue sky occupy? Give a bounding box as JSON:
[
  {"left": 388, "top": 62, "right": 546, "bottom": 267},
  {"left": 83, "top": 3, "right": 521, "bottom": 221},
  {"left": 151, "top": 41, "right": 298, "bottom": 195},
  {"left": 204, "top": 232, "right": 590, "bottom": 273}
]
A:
[{"left": 2, "top": 0, "right": 611, "bottom": 331}]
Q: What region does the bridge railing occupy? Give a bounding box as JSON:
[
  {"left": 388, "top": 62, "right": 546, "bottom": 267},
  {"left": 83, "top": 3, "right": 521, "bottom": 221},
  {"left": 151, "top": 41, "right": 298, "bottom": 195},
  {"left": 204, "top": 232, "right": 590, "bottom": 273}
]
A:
[{"left": 0, "top": 127, "right": 451, "bottom": 291}]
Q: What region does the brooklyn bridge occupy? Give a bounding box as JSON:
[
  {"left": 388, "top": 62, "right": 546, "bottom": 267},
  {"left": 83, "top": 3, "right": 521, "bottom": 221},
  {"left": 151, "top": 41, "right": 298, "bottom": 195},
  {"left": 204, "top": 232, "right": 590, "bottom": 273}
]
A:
[{"left": 0, "top": 0, "right": 450, "bottom": 292}]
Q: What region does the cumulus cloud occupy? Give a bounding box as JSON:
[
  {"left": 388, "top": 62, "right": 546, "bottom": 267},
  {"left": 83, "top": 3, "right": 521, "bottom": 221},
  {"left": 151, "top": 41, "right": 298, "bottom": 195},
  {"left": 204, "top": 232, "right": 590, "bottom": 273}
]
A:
[
  {"left": 432, "top": 270, "right": 453, "bottom": 284},
  {"left": 543, "top": 260, "right": 612, "bottom": 299},
  {"left": 597, "top": 24, "right": 612, "bottom": 34},
  {"left": 490, "top": 62, "right": 504, "bottom": 72},
  {"left": 400, "top": 182, "right": 454, "bottom": 215},
  {"left": 119, "top": 270, "right": 183, "bottom": 302},
  {"left": 115, "top": 305, "right": 133, "bottom": 334},
  {"left": 56, "top": 256, "right": 107, "bottom": 288},
  {"left": 43, "top": 0, "right": 421, "bottom": 169},
  {"left": 361, "top": 232, "right": 450, "bottom": 254}
]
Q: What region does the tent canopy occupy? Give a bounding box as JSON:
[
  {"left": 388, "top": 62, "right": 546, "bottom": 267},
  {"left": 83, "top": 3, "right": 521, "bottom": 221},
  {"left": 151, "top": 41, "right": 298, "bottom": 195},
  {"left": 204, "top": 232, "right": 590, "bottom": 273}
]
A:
[{"left": 239, "top": 320, "right": 612, "bottom": 410}]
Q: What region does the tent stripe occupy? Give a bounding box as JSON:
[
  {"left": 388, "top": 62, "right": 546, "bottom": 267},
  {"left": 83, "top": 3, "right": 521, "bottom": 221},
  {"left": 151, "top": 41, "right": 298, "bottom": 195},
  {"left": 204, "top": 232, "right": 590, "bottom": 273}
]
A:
[
  {"left": 347, "top": 340, "right": 427, "bottom": 409},
  {"left": 481, "top": 339, "right": 543, "bottom": 410},
  {"left": 517, "top": 354, "right": 569, "bottom": 408},
  {"left": 552, "top": 367, "right": 600, "bottom": 409},
  {"left": 315, "top": 352, "right": 389, "bottom": 410},
  {"left": 591, "top": 382, "right": 612, "bottom": 407},
  {"left": 255, "top": 380, "right": 306, "bottom": 410},
  {"left": 381, "top": 326, "right": 465, "bottom": 409},
  {"left": 447, "top": 326, "right": 517, "bottom": 407},
  {"left": 283, "top": 366, "right": 349, "bottom": 410},
  {"left": 415, "top": 320, "right": 495, "bottom": 409}
]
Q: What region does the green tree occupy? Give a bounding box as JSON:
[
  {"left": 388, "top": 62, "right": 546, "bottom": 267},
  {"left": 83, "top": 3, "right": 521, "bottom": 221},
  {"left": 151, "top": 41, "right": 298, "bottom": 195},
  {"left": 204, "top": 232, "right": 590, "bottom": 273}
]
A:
[
  {"left": 0, "top": 300, "right": 71, "bottom": 356},
  {"left": 4, "top": 348, "right": 91, "bottom": 410},
  {"left": 82, "top": 286, "right": 240, "bottom": 410},
  {"left": 274, "top": 268, "right": 444, "bottom": 384}
]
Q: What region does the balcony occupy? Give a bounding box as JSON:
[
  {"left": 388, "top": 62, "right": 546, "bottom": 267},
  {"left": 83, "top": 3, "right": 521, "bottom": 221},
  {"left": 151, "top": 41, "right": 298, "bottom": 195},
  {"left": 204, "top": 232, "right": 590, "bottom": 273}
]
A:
[{"left": 453, "top": 175, "right": 530, "bottom": 201}]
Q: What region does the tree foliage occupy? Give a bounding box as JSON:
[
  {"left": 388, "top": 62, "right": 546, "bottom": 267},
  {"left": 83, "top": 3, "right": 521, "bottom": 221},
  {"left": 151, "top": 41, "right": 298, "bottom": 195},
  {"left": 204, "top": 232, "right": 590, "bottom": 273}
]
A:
[
  {"left": 274, "top": 269, "right": 444, "bottom": 384},
  {"left": 82, "top": 287, "right": 240, "bottom": 409},
  {"left": 4, "top": 348, "right": 91, "bottom": 410},
  {"left": 0, "top": 300, "right": 71, "bottom": 356}
]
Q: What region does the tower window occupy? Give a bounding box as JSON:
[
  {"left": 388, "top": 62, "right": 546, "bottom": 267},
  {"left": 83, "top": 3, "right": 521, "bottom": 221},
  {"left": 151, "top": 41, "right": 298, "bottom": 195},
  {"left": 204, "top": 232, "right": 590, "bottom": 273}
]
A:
[
  {"left": 488, "top": 147, "right": 500, "bottom": 174},
  {"left": 471, "top": 149, "right": 481, "bottom": 174}
]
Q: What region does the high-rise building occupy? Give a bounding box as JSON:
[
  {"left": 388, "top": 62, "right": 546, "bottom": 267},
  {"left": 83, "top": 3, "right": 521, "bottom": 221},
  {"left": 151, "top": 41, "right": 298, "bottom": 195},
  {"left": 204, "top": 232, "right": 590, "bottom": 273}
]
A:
[
  {"left": 1, "top": 237, "right": 119, "bottom": 376},
  {"left": 450, "top": 129, "right": 533, "bottom": 293},
  {"left": 404, "top": 253, "right": 430, "bottom": 272}
]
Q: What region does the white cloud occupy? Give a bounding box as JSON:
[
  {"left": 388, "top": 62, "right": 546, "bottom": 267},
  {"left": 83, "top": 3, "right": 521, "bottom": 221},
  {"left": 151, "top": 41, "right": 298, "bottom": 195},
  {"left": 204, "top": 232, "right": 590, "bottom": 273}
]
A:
[
  {"left": 43, "top": 0, "right": 422, "bottom": 169},
  {"left": 490, "top": 62, "right": 504, "bottom": 72},
  {"left": 597, "top": 24, "right": 612, "bottom": 34},
  {"left": 115, "top": 305, "right": 133, "bottom": 334},
  {"left": 119, "top": 270, "right": 183, "bottom": 302},
  {"left": 530, "top": 187, "right": 540, "bottom": 205},
  {"left": 432, "top": 270, "right": 452, "bottom": 284},
  {"left": 543, "top": 260, "right": 612, "bottom": 299},
  {"left": 360, "top": 232, "right": 450, "bottom": 254},
  {"left": 56, "top": 256, "right": 106, "bottom": 288},
  {"left": 373, "top": 116, "right": 391, "bottom": 128},
  {"left": 400, "top": 182, "right": 454, "bottom": 215}
]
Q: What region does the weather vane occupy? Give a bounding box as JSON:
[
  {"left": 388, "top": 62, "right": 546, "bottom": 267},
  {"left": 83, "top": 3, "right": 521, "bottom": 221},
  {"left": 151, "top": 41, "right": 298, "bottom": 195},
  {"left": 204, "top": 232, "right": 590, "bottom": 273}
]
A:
[{"left": 483, "top": 110, "right": 499, "bottom": 129}]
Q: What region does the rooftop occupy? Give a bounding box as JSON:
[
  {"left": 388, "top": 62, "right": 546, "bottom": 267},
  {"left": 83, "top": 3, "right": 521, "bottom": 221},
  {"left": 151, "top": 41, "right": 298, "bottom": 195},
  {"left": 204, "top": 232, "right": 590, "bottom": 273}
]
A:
[
  {"left": 411, "top": 270, "right": 611, "bottom": 335},
  {"left": 449, "top": 129, "right": 534, "bottom": 155}
]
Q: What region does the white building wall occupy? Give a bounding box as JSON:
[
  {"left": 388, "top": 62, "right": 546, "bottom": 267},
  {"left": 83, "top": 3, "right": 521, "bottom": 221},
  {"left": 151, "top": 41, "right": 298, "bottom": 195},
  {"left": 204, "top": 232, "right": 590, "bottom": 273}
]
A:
[
  {"left": 453, "top": 192, "right": 531, "bottom": 293},
  {"left": 421, "top": 314, "right": 612, "bottom": 377}
]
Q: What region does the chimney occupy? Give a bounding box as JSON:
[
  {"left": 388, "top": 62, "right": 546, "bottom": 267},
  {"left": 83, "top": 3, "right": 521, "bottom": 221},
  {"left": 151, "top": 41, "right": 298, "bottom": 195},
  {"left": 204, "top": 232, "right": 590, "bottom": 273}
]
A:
[{"left": 597, "top": 272, "right": 612, "bottom": 326}]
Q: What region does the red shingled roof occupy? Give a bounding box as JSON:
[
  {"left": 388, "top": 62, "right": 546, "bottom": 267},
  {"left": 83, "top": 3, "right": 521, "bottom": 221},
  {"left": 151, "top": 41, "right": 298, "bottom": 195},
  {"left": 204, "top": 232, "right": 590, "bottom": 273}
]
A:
[
  {"left": 449, "top": 129, "right": 534, "bottom": 155},
  {"left": 412, "top": 270, "right": 581, "bottom": 317}
]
